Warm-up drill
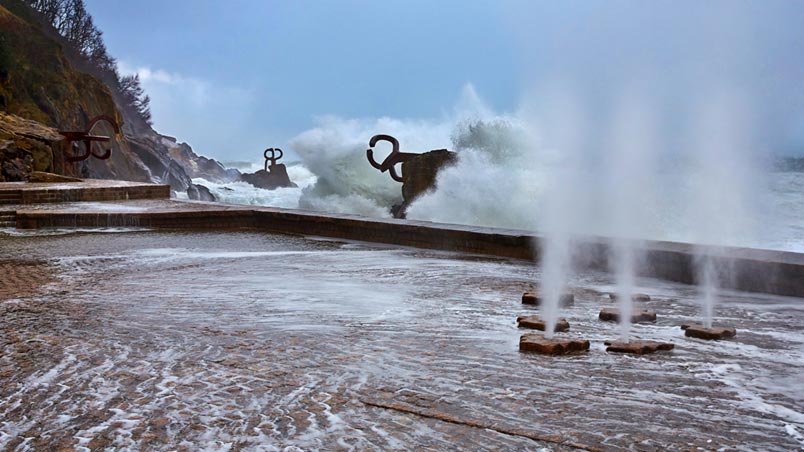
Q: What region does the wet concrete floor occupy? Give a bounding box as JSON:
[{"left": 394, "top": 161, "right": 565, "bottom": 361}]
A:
[{"left": 1, "top": 230, "right": 803, "bottom": 451}]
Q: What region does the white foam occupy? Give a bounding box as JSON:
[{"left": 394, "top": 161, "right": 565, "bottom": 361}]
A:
[{"left": 191, "top": 164, "right": 316, "bottom": 209}]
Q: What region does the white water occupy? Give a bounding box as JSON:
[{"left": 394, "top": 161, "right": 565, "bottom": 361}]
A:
[{"left": 191, "top": 164, "right": 317, "bottom": 209}]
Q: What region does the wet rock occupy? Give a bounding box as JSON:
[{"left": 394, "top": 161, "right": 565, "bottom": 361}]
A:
[
  {"left": 166, "top": 138, "right": 240, "bottom": 182},
  {"left": 605, "top": 340, "right": 674, "bottom": 355},
  {"left": 187, "top": 183, "right": 216, "bottom": 202},
  {"left": 608, "top": 292, "right": 651, "bottom": 302},
  {"left": 152, "top": 417, "right": 172, "bottom": 428},
  {"left": 681, "top": 324, "right": 736, "bottom": 340},
  {"left": 241, "top": 164, "right": 297, "bottom": 190},
  {"left": 1, "top": 154, "right": 32, "bottom": 180},
  {"left": 401, "top": 150, "right": 457, "bottom": 203},
  {"left": 391, "top": 149, "right": 457, "bottom": 218},
  {"left": 516, "top": 315, "right": 570, "bottom": 332},
  {"left": 522, "top": 292, "right": 574, "bottom": 307},
  {"left": 599, "top": 308, "right": 657, "bottom": 323},
  {"left": 519, "top": 334, "right": 590, "bottom": 355}
]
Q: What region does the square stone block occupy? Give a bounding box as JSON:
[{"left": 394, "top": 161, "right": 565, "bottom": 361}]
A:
[
  {"left": 681, "top": 324, "right": 736, "bottom": 340},
  {"left": 604, "top": 340, "right": 674, "bottom": 355},
  {"left": 522, "top": 292, "right": 574, "bottom": 307},
  {"left": 599, "top": 308, "right": 657, "bottom": 323},
  {"left": 519, "top": 334, "right": 589, "bottom": 355},
  {"left": 516, "top": 315, "right": 570, "bottom": 332}
]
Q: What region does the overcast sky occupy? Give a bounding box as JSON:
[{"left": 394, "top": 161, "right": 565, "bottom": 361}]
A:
[{"left": 85, "top": 0, "right": 804, "bottom": 161}]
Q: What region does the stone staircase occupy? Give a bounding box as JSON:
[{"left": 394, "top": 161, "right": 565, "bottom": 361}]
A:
[
  {"left": 0, "top": 191, "right": 21, "bottom": 228},
  {"left": 0, "top": 211, "right": 15, "bottom": 228},
  {"left": 0, "top": 190, "right": 22, "bottom": 205}
]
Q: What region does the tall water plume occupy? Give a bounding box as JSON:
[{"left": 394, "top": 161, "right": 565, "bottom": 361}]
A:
[
  {"left": 606, "top": 91, "right": 658, "bottom": 342},
  {"left": 685, "top": 89, "right": 760, "bottom": 329},
  {"left": 523, "top": 88, "right": 587, "bottom": 337}
]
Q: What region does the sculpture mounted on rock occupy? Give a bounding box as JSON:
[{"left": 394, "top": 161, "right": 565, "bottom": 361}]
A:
[
  {"left": 264, "top": 147, "right": 283, "bottom": 171},
  {"left": 58, "top": 115, "right": 120, "bottom": 163},
  {"left": 366, "top": 134, "right": 457, "bottom": 218},
  {"left": 240, "top": 147, "right": 297, "bottom": 190}
]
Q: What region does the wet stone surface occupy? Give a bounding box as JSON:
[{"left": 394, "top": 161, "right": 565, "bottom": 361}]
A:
[
  {"left": 682, "top": 323, "right": 738, "bottom": 340},
  {"left": 516, "top": 315, "right": 570, "bottom": 332},
  {"left": 599, "top": 308, "right": 657, "bottom": 323},
  {"left": 1, "top": 230, "right": 803, "bottom": 450},
  {"left": 521, "top": 291, "right": 574, "bottom": 307},
  {"left": 608, "top": 292, "right": 651, "bottom": 302},
  {"left": 604, "top": 340, "right": 675, "bottom": 355}
]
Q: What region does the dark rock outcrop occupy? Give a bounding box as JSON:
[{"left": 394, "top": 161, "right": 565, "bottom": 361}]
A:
[
  {"left": 0, "top": 112, "right": 62, "bottom": 181},
  {"left": 241, "top": 164, "right": 297, "bottom": 190},
  {"left": 392, "top": 149, "right": 457, "bottom": 218},
  {"left": 166, "top": 137, "right": 239, "bottom": 182},
  {"left": 187, "top": 183, "right": 216, "bottom": 202}
]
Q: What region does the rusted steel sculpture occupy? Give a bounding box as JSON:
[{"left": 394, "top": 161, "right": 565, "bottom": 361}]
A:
[
  {"left": 264, "top": 147, "right": 283, "bottom": 171},
  {"left": 366, "top": 134, "right": 420, "bottom": 182},
  {"left": 59, "top": 115, "right": 120, "bottom": 163}
]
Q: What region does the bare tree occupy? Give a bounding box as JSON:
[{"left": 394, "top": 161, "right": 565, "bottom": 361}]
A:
[
  {"left": 21, "top": 0, "right": 153, "bottom": 126},
  {"left": 119, "top": 74, "right": 152, "bottom": 125}
]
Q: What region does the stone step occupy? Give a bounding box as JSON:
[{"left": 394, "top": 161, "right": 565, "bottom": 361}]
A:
[{"left": 0, "top": 213, "right": 15, "bottom": 227}]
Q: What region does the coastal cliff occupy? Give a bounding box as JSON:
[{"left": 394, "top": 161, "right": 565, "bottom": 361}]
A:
[{"left": 0, "top": 1, "right": 235, "bottom": 198}]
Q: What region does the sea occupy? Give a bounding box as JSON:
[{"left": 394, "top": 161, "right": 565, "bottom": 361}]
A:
[{"left": 193, "top": 159, "right": 804, "bottom": 254}]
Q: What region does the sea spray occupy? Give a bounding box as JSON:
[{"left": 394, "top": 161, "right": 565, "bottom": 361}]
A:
[
  {"left": 406, "top": 118, "right": 543, "bottom": 229},
  {"left": 289, "top": 115, "right": 454, "bottom": 217},
  {"left": 203, "top": 84, "right": 800, "bottom": 254}
]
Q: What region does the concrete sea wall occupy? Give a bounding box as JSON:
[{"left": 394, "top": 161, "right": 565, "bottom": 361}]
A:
[{"left": 13, "top": 200, "right": 804, "bottom": 298}]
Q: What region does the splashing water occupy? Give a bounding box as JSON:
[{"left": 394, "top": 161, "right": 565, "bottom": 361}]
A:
[
  {"left": 614, "top": 241, "right": 636, "bottom": 342},
  {"left": 539, "top": 231, "right": 569, "bottom": 340},
  {"left": 191, "top": 164, "right": 317, "bottom": 208}
]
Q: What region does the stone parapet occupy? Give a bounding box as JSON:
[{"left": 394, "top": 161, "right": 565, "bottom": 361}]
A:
[{"left": 11, "top": 199, "right": 804, "bottom": 298}]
